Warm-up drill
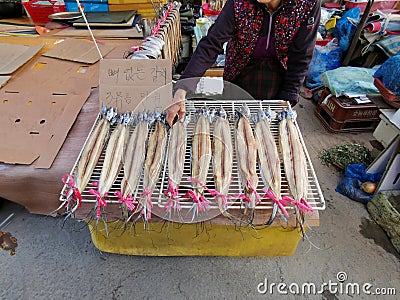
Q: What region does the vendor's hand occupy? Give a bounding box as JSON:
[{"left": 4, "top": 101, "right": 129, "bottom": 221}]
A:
[{"left": 166, "top": 88, "right": 186, "bottom": 127}]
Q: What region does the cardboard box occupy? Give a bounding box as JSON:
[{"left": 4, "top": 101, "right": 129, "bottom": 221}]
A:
[{"left": 0, "top": 41, "right": 100, "bottom": 168}]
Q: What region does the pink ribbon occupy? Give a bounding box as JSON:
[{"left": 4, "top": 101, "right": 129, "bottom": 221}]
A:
[
  {"left": 89, "top": 189, "right": 107, "bottom": 219},
  {"left": 183, "top": 190, "right": 210, "bottom": 212},
  {"left": 281, "top": 195, "right": 313, "bottom": 213},
  {"left": 186, "top": 177, "right": 211, "bottom": 211},
  {"left": 188, "top": 176, "right": 230, "bottom": 206},
  {"left": 163, "top": 179, "right": 179, "bottom": 198},
  {"left": 141, "top": 187, "right": 153, "bottom": 221},
  {"left": 232, "top": 180, "right": 261, "bottom": 205},
  {"left": 62, "top": 174, "right": 82, "bottom": 209},
  {"left": 206, "top": 188, "right": 229, "bottom": 206},
  {"left": 163, "top": 180, "right": 181, "bottom": 212},
  {"left": 114, "top": 191, "right": 136, "bottom": 212},
  {"left": 164, "top": 198, "right": 181, "bottom": 213},
  {"left": 300, "top": 197, "right": 313, "bottom": 212},
  {"left": 262, "top": 188, "right": 289, "bottom": 218},
  {"left": 150, "top": 3, "right": 174, "bottom": 37},
  {"left": 246, "top": 180, "right": 262, "bottom": 205},
  {"left": 131, "top": 46, "right": 140, "bottom": 51},
  {"left": 233, "top": 193, "right": 251, "bottom": 203}
]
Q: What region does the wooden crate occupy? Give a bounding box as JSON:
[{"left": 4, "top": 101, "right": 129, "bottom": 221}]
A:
[{"left": 108, "top": 0, "right": 167, "bottom": 19}]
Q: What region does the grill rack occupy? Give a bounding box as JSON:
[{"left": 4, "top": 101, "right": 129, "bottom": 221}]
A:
[{"left": 60, "top": 100, "right": 325, "bottom": 222}]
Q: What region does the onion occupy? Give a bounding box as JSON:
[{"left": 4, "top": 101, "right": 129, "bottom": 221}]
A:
[{"left": 360, "top": 181, "right": 377, "bottom": 194}]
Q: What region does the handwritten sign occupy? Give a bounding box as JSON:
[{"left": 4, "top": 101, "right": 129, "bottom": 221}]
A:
[{"left": 99, "top": 59, "right": 172, "bottom": 112}]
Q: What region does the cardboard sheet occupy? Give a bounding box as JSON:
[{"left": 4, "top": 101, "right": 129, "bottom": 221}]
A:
[
  {"left": 0, "top": 56, "right": 99, "bottom": 168},
  {"left": 0, "top": 76, "right": 11, "bottom": 88},
  {"left": 0, "top": 43, "right": 42, "bottom": 74},
  {"left": 99, "top": 59, "right": 172, "bottom": 112},
  {"left": 42, "top": 38, "right": 115, "bottom": 64}
]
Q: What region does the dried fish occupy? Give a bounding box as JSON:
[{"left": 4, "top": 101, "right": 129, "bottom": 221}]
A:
[
  {"left": 118, "top": 112, "right": 150, "bottom": 216},
  {"left": 278, "top": 108, "right": 313, "bottom": 223},
  {"left": 211, "top": 107, "right": 235, "bottom": 220},
  {"left": 254, "top": 108, "right": 288, "bottom": 224},
  {"left": 187, "top": 107, "right": 212, "bottom": 217},
  {"left": 61, "top": 104, "right": 113, "bottom": 216},
  {"left": 90, "top": 112, "right": 130, "bottom": 219},
  {"left": 138, "top": 112, "right": 168, "bottom": 222},
  {"left": 164, "top": 115, "right": 190, "bottom": 213},
  {"left": 235, "top": 104, "right": 259, "bottom": 222}
]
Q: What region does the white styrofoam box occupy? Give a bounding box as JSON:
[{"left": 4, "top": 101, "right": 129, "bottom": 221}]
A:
[{"left": 373, "top": 118, "right": 398, "bottom": 148}]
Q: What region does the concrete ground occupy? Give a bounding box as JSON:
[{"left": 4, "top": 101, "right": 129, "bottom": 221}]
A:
[{"left": 1, "top": 98, "right": 399, "bottom": 300}]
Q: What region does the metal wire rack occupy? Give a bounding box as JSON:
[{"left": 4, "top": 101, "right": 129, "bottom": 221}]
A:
[{"left": 60, "top": 99, "right": 325, "bottom": 223}]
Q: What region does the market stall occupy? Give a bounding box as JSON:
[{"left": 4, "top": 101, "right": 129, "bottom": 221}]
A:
[{"left": 1, "top": 0, "right": 398, "bottom": 256}]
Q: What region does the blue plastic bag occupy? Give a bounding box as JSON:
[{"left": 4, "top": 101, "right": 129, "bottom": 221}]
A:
[
  {"left": 336, "top": 177, "right": 373, "bottom": 204},
  {"left": 336, "top": 163, "right": 382, "bottom": 204},
  {"left": 306, "top": 39, "right": 343, "bottom": 88},
  {"left": 333, "top": 8, "right": 361, "bottom": 52},
  {"left": 374, "top": 54, "right": 400, "bottom": 96},
  {"left": 345, "top": 163, "right": 382, "bottom": 183}
]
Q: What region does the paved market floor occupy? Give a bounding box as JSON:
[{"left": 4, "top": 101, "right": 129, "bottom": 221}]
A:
[{"left": 1, "top": 98, "right": 399, "bottom": 300}]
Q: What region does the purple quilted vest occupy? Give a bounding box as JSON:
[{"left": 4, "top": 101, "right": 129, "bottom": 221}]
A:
[{"left": 223, "top": 0, "right": 317, "bottom": 81}]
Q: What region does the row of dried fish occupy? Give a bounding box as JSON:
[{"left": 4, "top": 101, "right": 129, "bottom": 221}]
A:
[{"left": 61, "top": 104, "right": 313, "bottom": 226}]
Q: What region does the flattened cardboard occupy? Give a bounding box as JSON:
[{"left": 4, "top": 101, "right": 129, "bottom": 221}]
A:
[
  {"left": 0, "top": 43, "right": 43, "bottom": 75},
  {"left": 0, "top": 76, "right": 11, "bottom": 88},
  {"left": 99, "top": 59, "right": 172, "bottom": 112},
  {"left": 0, "top": 56, "right": 99, "bottom": 168},
  {"left": 42, "top": 38, "right": 115, "bottom": 64}
]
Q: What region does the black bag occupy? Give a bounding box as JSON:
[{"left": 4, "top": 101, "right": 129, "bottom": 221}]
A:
[{"left": 0, "top": 0, "right": 23, "bottom": 19}]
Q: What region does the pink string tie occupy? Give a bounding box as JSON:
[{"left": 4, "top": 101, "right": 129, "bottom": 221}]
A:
[
  {"left": 141, "top": 187, "right": 153, "bottom": 221},
  {"left": 89, "top": 189, "right": 107, "bottom": 219},
  {"left": 262, "top": 188, "right": 289, "bottom": 218},
  {"left": 62, "top": 174, "right": 82, "bottom": 209},
  {"left": 114, "top": 191, "right": 136, "bottom": 212},
  {"left": 164, "top": 180, "right": 181, "bottom": 212}
]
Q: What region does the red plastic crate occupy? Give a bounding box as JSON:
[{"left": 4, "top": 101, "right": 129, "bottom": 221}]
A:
[
  {"left": 22, "top": 1, "right": 66, "bottom": 25},
  {"left": 374, "top": 77, "right": 400, "bottom": 108},
  {"left": 314, "top": 107, "right": 379, "bottom": 133},
  {"left": 317, "top": 90, "right": 379, "bottom": 122},
  {"left": 315, "top": 88, "right": 380, "bottom": 133}
]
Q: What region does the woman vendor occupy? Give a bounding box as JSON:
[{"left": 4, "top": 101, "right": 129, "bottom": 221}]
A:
[{"left": 166, "top": 0, "right": 321, "bottom": 126}]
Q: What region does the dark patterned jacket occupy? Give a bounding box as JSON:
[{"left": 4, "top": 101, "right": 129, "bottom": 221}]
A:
[{"left": 179, "top": 0, "right": 321, "bottom": 103}]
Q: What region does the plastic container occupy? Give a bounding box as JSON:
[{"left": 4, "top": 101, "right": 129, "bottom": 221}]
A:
[
  {"left": 344, "top": 0, "right": 398, "bottom": 13},
  {"left": 315, "top": 89, "right": 380, "bottom": 133},
  {"left": 317, "top": 90, "right": 380, "bottom": 122},
  {"left": 22, "top": 0, "right": 66, "bottom": 25},
  {"left": 64, "top": 1, "right": 108, "bottom": 12},
  {"left": 202, "top": 3, "right": 220, "bottom": 16},
  {"left": 315, "top": 107, "right": 380, "bottom": 133}
]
